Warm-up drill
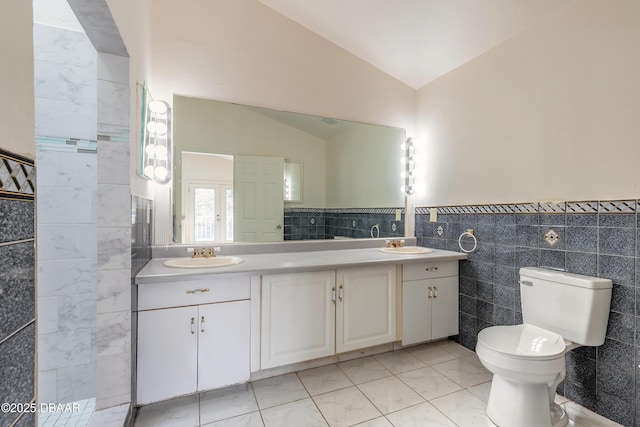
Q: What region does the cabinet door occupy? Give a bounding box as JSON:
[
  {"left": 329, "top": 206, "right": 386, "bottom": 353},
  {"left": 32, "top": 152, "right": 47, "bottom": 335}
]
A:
[
  {"left": 336, "top": 265, "right": 396, "bottom": 353},
  {"left": 198, "top": 300, "right": 250, "bottom": 391},
  {"left": 402, "top": 280, "right": 432, "bottom": 345},
  {"left": 431, "top": 276, "right": 459, "bottom": 340},
  {"left": 137, "top": 306, "right": 198, "bottom": 404},
  {"left": 261, "top": 271, "right": 336, "bottom": 369}
]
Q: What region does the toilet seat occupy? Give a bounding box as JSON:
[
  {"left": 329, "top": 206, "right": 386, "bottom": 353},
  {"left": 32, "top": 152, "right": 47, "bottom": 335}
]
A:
[{"left": 478, "top": 324, "right": 566, "bottom": 361}]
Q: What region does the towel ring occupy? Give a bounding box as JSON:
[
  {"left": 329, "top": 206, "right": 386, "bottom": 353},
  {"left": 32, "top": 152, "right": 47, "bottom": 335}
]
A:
[{"left": 458, "top": 229, "right": 478, "bottom": 253}]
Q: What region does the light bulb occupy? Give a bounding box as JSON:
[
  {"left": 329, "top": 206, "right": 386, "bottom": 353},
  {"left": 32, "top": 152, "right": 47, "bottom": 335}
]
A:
[
  {"left": 144, "top": 165, "right": 154, "bottom": 178},
  {"left": 148, "top": 100, "right": 168, "bottom": 114},
  {"left": 154, "top": 166, "right": 168, "bottom": 181},
  {"left": 146, "top": 121, "right": 157, "bottom": 134},
  {"left": 154, "top": 145, "right": 168, "bottom": 160},
  {"left": 145, "top": 144, "right": 156, "bottom": 157},
  {"left": 154, "top": 122, "right": 167, "bottom": 135}
]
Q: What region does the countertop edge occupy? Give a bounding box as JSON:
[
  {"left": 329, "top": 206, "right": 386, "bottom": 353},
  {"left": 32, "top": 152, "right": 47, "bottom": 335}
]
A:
[{"left": 136, "top": 248, "right": 467, "bottom": 284}]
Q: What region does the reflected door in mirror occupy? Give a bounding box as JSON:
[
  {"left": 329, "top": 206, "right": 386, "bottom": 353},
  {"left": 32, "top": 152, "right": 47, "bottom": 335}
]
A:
[
  {"left": 185, "top": 183, "right": 233, "bottom": 242},
  {"left": 234, "top": 155, "right": 284, "bottom": 242}
]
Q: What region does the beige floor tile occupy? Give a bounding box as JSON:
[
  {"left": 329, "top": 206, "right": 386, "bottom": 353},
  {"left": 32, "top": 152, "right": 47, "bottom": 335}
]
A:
[
  {"left": 468, "top": 381, "right": 492, "bottom": 403},
  {"left": 251, "top": 373, "right": 309, "bottom": 409},
  {"left": 134, "top": 395, "right": 199, "bottom": 427},
  {"left": 357, "top": 376, "right": 424, "bottom": 414},
  {"left": 351, "top": 417, "right": 393, "bottom": 427},
  {"left": 261, "top": 398, "right": 328, "bottom": 427},
  {"left": 397, "top": 366, "right": 463, "bottom": 400},
  {"left": 199, "top": 384, "right": 258, "bottom": 424},
  {"left": 373, "top": 350, "right": 425, "bottom": 374},
  {"left": 201, "top": 411, "right": 264, "bottom": 427},
  {"left": 563, "top": 401, "right": 623, "bottom": 426},
  {"left": 431, "top": 358, "right": 493, "bottom": 388},
  {"left": 405, "top": 344, "right": 459, "bottom": 366},
  {"left": 298, "top": 364, "right": 353, "bottom": 396},
  {"left": 386, "top": 401, "right": 457, "bottom": 427},
  {"left": 313, "top": 386, "right": 381, "bottom": 427},
  {"left": 431, "top": 390, "right": 496, "bottom": 426},
  {"left": 337, "top": 357, "right": 393, "bottom": 384}
]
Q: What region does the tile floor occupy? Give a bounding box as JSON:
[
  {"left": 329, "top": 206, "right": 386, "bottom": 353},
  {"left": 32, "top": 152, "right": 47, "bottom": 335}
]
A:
[
  {"left": 38, "top": 398, "right": 95, "bottom": 427},
  {"left": 134, "top": 340, "right": 622, "bottom": 427}
]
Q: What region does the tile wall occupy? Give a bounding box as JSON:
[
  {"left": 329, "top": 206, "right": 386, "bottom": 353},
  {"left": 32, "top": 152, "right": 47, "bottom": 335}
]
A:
[
  {"left": 95, "top": 52, "right": 132, "bottom": 411},
  {"left": 34, "top": 20, "right": 99, "bottom": 405},
  {"left": 284, "top": 208, "right": 405, "bottom": 240},
  {"left": 0, "top": 148, "right": 36, "bottom": 427},
  {"left": 130, "top": 195, "right": 153, "bottom": 412},
  {"left": 415, "top": 201, "right": 639, "bottom": 426},
  {"left": 36, "top": 146, "right": 98, "bottom": 404}
]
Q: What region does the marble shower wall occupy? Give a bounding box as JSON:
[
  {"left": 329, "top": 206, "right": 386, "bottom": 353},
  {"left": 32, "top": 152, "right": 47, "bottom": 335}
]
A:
[
  {"left": 96, "top": 52, "right": 132, "bottom": 411},
  {"left": 34, "top": 22, "right": 98, "bottom": 404},
  {"left": 0, "top": 148, "right": 36, "bottom": 427},
  {"left": 415, "top": 201, "right": 640, "bottom": 426}
]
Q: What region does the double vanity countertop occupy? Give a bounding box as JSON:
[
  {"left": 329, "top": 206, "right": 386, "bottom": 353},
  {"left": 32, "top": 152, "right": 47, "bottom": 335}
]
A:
[{"left": 136, "top": 246, "right": 467, "bottom": 284}]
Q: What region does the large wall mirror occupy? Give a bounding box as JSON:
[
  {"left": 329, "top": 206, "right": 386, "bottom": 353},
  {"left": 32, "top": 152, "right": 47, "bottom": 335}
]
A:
[{"left": 173, "top": 95, "right": 406, "bottom": 243}]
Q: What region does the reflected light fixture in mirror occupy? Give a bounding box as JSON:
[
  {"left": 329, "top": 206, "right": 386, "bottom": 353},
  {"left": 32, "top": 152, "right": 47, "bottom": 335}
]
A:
[
  {"left": 143, "top": 100, "right": 172, "bottom": 184},
  {"left": 400, "top": 137, "right": 415, "bottom": 195}
]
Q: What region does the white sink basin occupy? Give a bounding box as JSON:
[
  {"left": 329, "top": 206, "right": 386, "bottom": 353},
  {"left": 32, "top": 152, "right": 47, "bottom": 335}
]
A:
[
  {"left": 163, "top": 256, "right": 244, "bottom": 269},
  {"left": 378, "top": 247, "right": 434, "bottom": 254}
]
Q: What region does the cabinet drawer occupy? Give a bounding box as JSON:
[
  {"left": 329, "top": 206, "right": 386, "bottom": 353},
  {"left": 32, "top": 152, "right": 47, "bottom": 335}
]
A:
[
  {"left": 403, "top": 261, "right": 458, "bottom": 281},
  {"left": 138, "top": 275, "right": 251, "bottom": 310}
]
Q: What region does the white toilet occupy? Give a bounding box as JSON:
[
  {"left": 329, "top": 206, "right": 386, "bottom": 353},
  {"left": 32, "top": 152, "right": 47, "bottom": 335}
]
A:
[{"left": 476, "top": 267, "right": 612, "bottom": 427}]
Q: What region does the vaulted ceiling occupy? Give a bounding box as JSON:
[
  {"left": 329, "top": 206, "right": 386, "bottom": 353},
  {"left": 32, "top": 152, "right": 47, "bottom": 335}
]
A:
[{"left": 259, "top": 0, "right": 575, "bottom": 89}]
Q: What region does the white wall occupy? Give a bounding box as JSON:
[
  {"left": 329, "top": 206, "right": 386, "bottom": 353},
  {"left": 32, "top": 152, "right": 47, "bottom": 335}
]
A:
[
  {"left": 150, "top": 0, "right": 415, "bottom": 132},
  {"left": 173, "top": 96, "right": 328, "bottom": 211},
  {"left": 326, "top": 124, "right": 405, "bottom": 208},
  {"left": 0, "top": 1, "right": 35, "bottom": 158},
  {"left": 106, "top": 0, "right": 154, "bottom": 200},
  {"left": 415, "top": 0, "right": 640, "bottom": 207}
]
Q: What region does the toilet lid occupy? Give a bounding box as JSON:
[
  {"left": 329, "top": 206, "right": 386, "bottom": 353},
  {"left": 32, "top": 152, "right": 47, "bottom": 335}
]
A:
[{"left": 478, "top": 324, "right": 566, "bottom": 360}]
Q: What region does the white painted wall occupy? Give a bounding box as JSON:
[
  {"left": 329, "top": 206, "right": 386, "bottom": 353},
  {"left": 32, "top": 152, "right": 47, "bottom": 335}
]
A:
[
  {"left": 0, "top": 1, "right": 35, "bottom": 158},
  {"left": 173, "top": 96, "right": 327, "bottom": 211},
  {"left": 150, "top": 0, "right": 416, "bottom": 132},
  {"left": 106, "top": 0, "right": 155, "bottom": 201},
  {"left": 415, "top": 0, "right": 640, "bottom": 206},
  {"left": 326, "top": 124, "right": 405, "bottom": 208}
]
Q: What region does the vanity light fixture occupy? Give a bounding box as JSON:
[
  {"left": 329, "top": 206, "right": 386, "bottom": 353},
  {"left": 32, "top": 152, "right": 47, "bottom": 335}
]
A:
[
  {"left": 400, "top": 137, "right": 415, "bottom": 195},
  {"left": 143, "top": 99, "right": 172, "bottom": 184}
]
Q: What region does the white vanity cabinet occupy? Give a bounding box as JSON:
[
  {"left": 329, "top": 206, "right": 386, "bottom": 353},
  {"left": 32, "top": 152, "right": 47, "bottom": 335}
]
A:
[
  {"left": 336, "top": 265, "right": 396, "bottom": 353},
  {"left": 261, "top": 265, "right": 397, "bottom": 369},
  {"left": 402, "top": 261, "right": 459, "bottom": 345},
  {"left": 136, "top": 276, "right": 251, "bottom": 405},
  {"left": 260, "top": 270, "right": 336, "bottom": 369}
]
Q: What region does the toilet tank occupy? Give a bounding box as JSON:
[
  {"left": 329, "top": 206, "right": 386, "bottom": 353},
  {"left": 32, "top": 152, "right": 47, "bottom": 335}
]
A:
[{"left": 520, "top": 267, "right": 612, "bottom": 346}]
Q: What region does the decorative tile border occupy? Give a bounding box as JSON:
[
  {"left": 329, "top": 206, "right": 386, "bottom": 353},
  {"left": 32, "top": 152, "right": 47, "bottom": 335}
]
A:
[
  {"left": 539, "top": 202, "right": 565, "bottom": 214},
  {"left": 417, "top": 200, "right": 640, "bottom": 215},
  {"left": 566, "top": 201, "right": 598, "bottom": 213},
  {"left": 35, "top": 136, "right": 97, "bottom": 153},
  {"left": 0, "top": 148, "right": 35, "bottom": 201},
  {"left": 285, "top": 207, "right": 404, "bottom": 214},
  {"left": 598, "top": 200, "right": 636, "bottom": 213}
]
